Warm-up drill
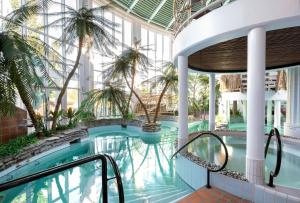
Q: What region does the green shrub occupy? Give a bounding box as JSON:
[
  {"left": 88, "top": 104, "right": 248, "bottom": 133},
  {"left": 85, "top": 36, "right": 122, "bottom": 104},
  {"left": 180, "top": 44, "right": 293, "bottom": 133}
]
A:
[{"left": 0, "top": 134, "right": 38, "bottom": 158}]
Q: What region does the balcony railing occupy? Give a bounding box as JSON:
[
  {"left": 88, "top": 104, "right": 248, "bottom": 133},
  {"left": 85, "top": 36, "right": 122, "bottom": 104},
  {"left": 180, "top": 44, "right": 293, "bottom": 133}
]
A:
[{"left": 173, "top": 0, "right": 236, "bottom": 36}]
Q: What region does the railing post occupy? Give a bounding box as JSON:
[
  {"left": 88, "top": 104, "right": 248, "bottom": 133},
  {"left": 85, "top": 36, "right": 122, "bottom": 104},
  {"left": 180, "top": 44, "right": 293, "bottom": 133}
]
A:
[
  {"left": 101, "top": 157, "right": 108, "bottom": 203},
  {"left": 206, "top": 169, "right": 211, "bottom": 188},
  {"left": 264, "top": 128, "right": 282, "bottom": 188},
  {"left": 268, "top": 174, "right": 274, "bottom": 187}
]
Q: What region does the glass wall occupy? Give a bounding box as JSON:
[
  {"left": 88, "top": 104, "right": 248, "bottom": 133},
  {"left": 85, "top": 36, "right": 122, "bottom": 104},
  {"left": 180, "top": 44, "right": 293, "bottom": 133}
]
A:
[{"left": 0, "top": 0, "right": 173, "bottom": 117}]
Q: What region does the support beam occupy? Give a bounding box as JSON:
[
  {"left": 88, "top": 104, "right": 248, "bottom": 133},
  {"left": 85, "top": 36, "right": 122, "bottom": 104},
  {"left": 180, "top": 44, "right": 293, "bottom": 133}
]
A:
[
  {"left": 148, "top": 0, "right": 168, "bottom": 23},
  {"left": 178, "top": 56, "right": 189, "bottom": 148},
  {"left": 127, "top": 0, "right": 139, "bottom": 13},
  {"left": 209, "top": 73, "right": 216, "bottom": 131},
  {"left": 274, "top": 100, "right": 281, "bottom": 129},
  {"left": 242, "top": 101, "right": 247, "bottom": 122},
  {"left": 246, "top": 27, "right": 266, "bottom": 185},
  {"left": 166, "top": 18, "right": 175, "bottom": 30},
  {"left": 284, "top": 67, "right": 300, "bottom": 138}
]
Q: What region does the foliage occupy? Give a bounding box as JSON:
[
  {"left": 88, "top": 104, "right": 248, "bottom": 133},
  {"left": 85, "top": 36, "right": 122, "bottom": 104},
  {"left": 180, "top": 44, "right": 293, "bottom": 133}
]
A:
[
  {"left": 0, "top": 134, "right": 38, "bottom": 158},
  {"left": 80, "top": 82, "right": 127, "bottom": 119},
  {"left": 0, "top": 0, "right": 62, "bottom": 131},
  {"left": 188, "top": 73, "right": 221, "bottom": 118},
  {"left": 105, "top": 39, "right": 152, "bottom": 123},
  {"left": 142, "top": 62, "right": 178, "bottom": 123},
  {"left": 46, "top": 3, "right": 118, "bottom": 129}
]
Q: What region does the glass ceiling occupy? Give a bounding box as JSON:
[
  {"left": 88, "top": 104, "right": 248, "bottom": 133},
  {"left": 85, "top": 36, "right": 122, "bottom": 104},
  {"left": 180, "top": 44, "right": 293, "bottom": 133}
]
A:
[
  {"left": 111, "top": 0, "right": 234, "bottom": 31},
  {"left": 111, "top": 0, "right": 174, "bottom": 30}
]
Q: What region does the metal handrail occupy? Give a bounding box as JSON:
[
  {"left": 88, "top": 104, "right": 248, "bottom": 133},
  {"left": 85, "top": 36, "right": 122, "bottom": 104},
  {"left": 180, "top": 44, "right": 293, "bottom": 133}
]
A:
[
  {"left": 174, "top": 0, "right": 233, "bottom": 36},
  {"left": 171, "top": 132, "right": 228, "bottom": 188},
  {"left": 264, "top": 128, "right": 282, "bottom": 187},
  {"left": 0, "top": 154, "right": 125, "bottom": 203}
]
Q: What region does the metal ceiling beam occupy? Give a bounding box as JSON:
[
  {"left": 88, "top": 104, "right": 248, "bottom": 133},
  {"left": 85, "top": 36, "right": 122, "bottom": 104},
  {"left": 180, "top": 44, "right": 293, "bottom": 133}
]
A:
[
  {"left": 166, "top": 18, "right": 175, "bottom": 30},
  {"left": 127, "top": 0, "right": 140, "bottom": 13},
  {"left": 148, "top": 0, "right": 168, "bottom": 23}
]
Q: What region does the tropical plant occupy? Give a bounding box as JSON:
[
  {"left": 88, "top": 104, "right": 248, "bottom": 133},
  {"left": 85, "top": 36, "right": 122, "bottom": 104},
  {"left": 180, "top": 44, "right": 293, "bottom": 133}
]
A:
[
  {"left": 106, "top": 38, "right": 152, "bottom": 123},
  {"left": 188, "top": 73, "right": 209, "bottom": 118},
  {"left": 80, "top": 82, "right": 127, "bottom": 119},
  {"left": 46, "top": 3, "right": 117, "bottom": 129},
  {"left": 0, "top": 0, "right": 60, "bottom": 132},
  {"left": 142, "top": 62, "right": 178, "bottom": 123},
  {"left": 0, "top": 134, "right": 38, "bottom": 158}
]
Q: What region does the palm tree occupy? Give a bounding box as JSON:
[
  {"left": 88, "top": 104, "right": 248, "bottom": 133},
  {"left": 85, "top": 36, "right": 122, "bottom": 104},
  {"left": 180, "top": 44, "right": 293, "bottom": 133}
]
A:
[
  {"left": 106, "top": 39, "right": 152, "bottom": 123},
  {"left": 0, "top": 0, "right": 60, "bottom": 131},
  {"left": 143, "top": 62, "right": 178, "bottom": 123},
  {"left": 81, "top": 82, "right": 127, "bottom": 119},
  {"left": 46, "top": 3, "right": 117, "bottom": 129}
]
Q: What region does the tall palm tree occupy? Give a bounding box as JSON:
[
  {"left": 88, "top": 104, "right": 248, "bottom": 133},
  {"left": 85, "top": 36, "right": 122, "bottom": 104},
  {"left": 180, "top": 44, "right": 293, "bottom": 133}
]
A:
[
  {"left": 46, "top": 4, "right": 117, "bottom": 129},
  {"left": 0, "top": 0, "right": 60, "bottom": 131},
  {"left": 81, "top": 82, "right": 127, "bottom": 118},
  {"left": 143, "top": 62, "right": 178, "bottom": 123},
  {"left": 106, "top": 39, "right": 152, "bottom": 123}
]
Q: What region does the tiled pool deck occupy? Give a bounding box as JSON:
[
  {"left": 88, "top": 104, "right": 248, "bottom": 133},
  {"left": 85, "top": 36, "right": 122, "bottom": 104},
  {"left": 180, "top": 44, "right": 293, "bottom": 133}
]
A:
[{"left": 177, "top": 187, "right": 251, "bottom": 203}]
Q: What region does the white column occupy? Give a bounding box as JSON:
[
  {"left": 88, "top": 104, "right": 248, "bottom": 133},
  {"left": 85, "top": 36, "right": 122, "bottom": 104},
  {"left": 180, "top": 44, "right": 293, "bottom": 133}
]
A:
[
  {"left": 267, "top": 100, "right": 273, "bottom": 126},
  {"left": 284, "top": 67, "right": 300, "bottom": 138},
  {"left": 79, "top": 52, "right": 93, "bottom": 103},
  {"left": 274, "top": 101, "right": 281, "bottom": 129},
  {"left": 178, "top": 56, "right": 189, "bottom": 148},
  {"left": 209, "top": 73, "right": 216, "bottom": 131},
  {"left": 226, "top": 100, "right": 230, "bottom": 123},
  {"left": 242, "top": 101, "right": 247, "bottom": 122},
  {"left": 246, "top": 27, "right": 266, "bottom": 185}
]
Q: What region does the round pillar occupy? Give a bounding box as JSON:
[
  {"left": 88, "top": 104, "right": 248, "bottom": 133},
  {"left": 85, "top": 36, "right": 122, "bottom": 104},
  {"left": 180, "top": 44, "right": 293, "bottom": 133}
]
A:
[
  {"left": 209, "top": 73, "right": 216, "bottom": 131},
  {"left": 284, "top": 67, "right": 300, "bottom": 138},
  {"left": 178, "top": 56, "right": 189, "bottom": 148},
  {"left": 246, "top": 27, "right": 266, "bottom": 185},
  {"left": 274, "top": 101, "right": 281, "bottom": 129},
  {"left": 242, "top": 101, "right": 247, "bottom": 122}
]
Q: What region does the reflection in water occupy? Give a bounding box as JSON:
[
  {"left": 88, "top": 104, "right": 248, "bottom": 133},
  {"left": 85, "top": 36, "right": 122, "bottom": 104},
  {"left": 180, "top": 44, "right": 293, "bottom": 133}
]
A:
[
  {"left": 190, "top": 136, "right": 300, "bottom": 189},
  {"left": 0, "top": 124, "right": 192, "bottom": 203}
]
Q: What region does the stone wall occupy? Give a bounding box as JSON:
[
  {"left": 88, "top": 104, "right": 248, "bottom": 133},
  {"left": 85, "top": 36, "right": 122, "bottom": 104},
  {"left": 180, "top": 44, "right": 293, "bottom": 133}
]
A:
[
  {"left": 83, "top": 118, "right": 142, "bottom": 128},
  {"left": 0, "top": 127, "right": 88, "bottom": 172},
  {"left": 0, "top": 107, "right": 27, "bottom": 144}
]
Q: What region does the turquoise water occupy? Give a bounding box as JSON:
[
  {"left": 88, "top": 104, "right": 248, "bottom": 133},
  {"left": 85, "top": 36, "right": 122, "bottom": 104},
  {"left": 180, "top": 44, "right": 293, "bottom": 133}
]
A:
[
  {"left": 189, "top": 136, "right": 300, "bottom": 189},
  {"left": 0, "top": 122, "right": 203, "bottom": 203},
  {"left": 0, "top": 120, "right": 299, "bottom": 203},
  {"left": 227, "top": 123, "right": 284, "bottom": 134}
]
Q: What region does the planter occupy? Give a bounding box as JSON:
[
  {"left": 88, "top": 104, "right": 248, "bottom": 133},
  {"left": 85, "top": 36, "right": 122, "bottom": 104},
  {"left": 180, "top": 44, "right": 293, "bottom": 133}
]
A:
[
  {"left": 142, "top": 122, "right": 161, "bottom": 132},
  {"left": 121, "top": 123, "right": 127, "bottom": 128},
  {"left": 140, "top": 132, "right": 161, "bottom": 144},
  {"left": 121, "top": 119, "right": 127, "bottom": 128},
  {"left": 0, "top": 127, "right": 88, "bottom": 172}
]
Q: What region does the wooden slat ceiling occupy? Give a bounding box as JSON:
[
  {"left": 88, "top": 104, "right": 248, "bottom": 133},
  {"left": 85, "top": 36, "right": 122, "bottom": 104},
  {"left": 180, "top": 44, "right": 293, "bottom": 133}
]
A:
[{"left": 189, "top": 27, "right": 300, "bottom": 73}]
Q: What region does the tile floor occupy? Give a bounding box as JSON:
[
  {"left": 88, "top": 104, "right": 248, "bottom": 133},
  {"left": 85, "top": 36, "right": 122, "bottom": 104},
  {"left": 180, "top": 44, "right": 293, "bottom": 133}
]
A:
[{"left": 177, "top": 187, "right": 251, "bottom": 203}]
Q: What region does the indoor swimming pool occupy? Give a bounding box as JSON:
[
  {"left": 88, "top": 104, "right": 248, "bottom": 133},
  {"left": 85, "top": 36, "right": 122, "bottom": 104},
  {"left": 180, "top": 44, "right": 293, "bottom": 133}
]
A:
[
  {"left": 0, "top": 121, "right": 299, "bottom": 203},
  {"left": 0, "top": 122, "right": 195, "bottom": 203}
]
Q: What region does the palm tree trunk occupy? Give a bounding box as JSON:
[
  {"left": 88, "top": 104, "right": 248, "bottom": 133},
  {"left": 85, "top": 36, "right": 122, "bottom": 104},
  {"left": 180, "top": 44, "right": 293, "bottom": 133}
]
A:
[
  {"left": 125, "top": 61, "right": 136, "bottom": 117},
  {"left": 123, "top": 76, "right": 151, "bottom": 123},
  {"left": 10, "top": 66, "right": 39, "bottom": 131},
  {"left": 153, "top": 82, "right": 169, "bottom": 123},
  {"left": 51, "top": 37, "right": 83, "bottom": 130}
]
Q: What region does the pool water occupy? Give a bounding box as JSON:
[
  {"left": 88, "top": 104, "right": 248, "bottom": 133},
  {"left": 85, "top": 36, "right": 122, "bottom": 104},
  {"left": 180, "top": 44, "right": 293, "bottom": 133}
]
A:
[
  {"left": 0, "top": 121, "right": 203, "bottom": 203},
  {"left": 189, "top": 136, "right": 300, "bottom": 189},
  {"left": 1, "top": 121, "right": 299, "bottom": 202},
  {"left": 227, "top": 122, "right": 284, "bottom": 134}
]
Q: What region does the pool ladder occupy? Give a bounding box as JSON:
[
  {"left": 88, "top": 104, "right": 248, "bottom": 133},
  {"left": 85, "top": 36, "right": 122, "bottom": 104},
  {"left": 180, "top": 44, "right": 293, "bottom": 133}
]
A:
[
  {"left": 0, "top": 154, "right": 125, "bottom": 203},
  {"left": 171, "top": 132, "right": 229, "bottom": 188},
  {"left": 265, "top": 128, "right": 282, "bottom": 187}
]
